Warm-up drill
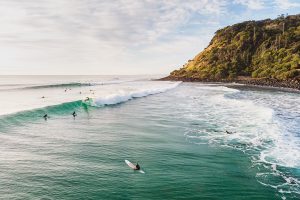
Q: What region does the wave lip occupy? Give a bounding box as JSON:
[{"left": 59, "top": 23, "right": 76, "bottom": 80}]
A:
[
  {"left": 197, "top": 85, "right": 240, "bottom": 93},
  {"left": 85, "top": 82, "right": 181, "bottom": 107},
  {"left": 3, "top": 80, "right": 132, "bottom": 90},
  {"left": 22, "top": 82, "right": 92, "bottom": 89}
]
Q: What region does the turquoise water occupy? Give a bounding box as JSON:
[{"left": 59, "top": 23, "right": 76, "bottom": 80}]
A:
[{"left": 0, "top": 76, "right": 299, "bottom": 199}]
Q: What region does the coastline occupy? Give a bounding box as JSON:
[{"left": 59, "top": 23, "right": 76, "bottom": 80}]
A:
[{"left": 159, "top": 76, "right": 300, "bottom": 92}]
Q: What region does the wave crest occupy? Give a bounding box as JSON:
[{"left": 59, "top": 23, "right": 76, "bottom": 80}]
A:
[{"left": 83, "top": 82, "right": 181, "bottom": 107}]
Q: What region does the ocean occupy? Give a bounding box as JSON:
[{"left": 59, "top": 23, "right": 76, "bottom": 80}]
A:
[{"left": 0, "top": 75, "right": 299, "bottom": 200}]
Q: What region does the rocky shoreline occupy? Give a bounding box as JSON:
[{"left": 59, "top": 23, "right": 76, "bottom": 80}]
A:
[{"left": 160, "top": 76, "right": 300, "bottom": 91}]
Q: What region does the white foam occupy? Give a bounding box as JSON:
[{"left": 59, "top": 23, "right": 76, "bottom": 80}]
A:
[
  {"left": 194, "top": 92, "right": 279, "bottom": 150},
  {"left": 183, "top": 85, "right": 300, "bottom": 197},
  {"left": 0, "top": 78, "right": 180, "bottom": 116},
  {"left": 87, "top": 82, "right": 181, "bottom": 107},
  {"left": 197, "top": 85, "right": 240, "bottom": 93}
]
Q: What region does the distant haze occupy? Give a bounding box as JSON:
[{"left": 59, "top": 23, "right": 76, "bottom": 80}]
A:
[{"left": 0, "top": 0, "right": 299, "bottom": 75}]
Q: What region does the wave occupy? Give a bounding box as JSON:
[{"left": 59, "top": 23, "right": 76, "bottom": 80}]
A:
[
  {"left": 183, "top": 86, "right": 300, "bottom": 198},
  {"left": 196, "top": 85, "right": 240, "bottom": 93},
  {"left": 21, "top": 82, "right": 93, "bottom": 89},
  {"left": 0, "top": 100, "right": 83, "bottom": 127},
  {"left": 0, "top": 81, "right": 181, "bottom": 125},
  {"left": 83, "top": 82, "right": 181, "bottom": 107},
  {"left": 2, "top": 80, "right": 133, "bottom": 91}
]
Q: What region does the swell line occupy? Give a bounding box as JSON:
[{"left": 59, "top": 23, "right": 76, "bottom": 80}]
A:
[{"left": 0, "top": 82, "right": 181, "bottom": 126}]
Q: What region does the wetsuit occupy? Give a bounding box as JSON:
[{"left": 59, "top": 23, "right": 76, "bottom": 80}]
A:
[
  {"left": 43, "top": 114, "right": 48, "bottom": 120},
  {"left": 136, "top": 164, "right": 140, "bottom": 170}
]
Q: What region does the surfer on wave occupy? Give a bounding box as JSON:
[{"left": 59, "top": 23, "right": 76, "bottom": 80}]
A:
[
  {"left": 72, "top": 111, "right": 77, "bottom": 118},
  {"left": 43, "top": 114, "right": 48, "bottom": 120}
]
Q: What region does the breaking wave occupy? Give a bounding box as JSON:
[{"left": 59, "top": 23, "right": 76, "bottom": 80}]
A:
[
  {"left": 183, "top": 85, "right": 300, "bottom": 199},
  {"left": 83, "top": 82, "right": 181, "bottom": 107},
  {"left": 3, "top": 80, "right": 133, "bottom": 90},
  {"left": 0, "top": 81, "right": 181, "bottom": 124}
]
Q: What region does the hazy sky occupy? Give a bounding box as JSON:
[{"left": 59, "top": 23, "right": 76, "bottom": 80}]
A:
[{"left": 0, "top": 0, "right": 299, "bottom": 75}]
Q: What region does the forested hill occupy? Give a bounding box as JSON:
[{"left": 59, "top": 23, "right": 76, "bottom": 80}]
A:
[{"left": 163, "top": 14, "right": 300, "bottom": 87}]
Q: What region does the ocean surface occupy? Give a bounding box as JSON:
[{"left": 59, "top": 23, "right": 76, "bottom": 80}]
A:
[{"left": 0, "top": 75, "right": 299, "bottom": 200}]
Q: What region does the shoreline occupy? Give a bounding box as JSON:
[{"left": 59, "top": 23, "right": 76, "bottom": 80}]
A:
[{"left": 159, "top": 76, "right": 300, "bottom": 92}]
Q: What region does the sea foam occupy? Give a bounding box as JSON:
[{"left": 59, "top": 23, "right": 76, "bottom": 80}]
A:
[
  {"left": 0, "top": 78, "right": 180, "bottom": 116},
  {"left": 183, "top": 85, "right": 300, "bottom": 198},
  {"left": 85, "top": 82, "right": 181, "bottom": 107}
]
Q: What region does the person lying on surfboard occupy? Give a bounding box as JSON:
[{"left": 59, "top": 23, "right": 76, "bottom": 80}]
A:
[
  {"left": 125, "top": 160, "right": 145, "bottom": 173},
  {"left": 135, "top": 163, "right": 140, "bottom": 170}
]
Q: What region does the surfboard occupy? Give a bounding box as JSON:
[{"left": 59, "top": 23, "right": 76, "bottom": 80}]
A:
[{"left": 125, "top": 160, "right": 145, "bottom": 174}]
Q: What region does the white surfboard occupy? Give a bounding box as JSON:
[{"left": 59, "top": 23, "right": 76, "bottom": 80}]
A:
[{"left": 125, "top": 160, "right": 145, "bottom": 174}]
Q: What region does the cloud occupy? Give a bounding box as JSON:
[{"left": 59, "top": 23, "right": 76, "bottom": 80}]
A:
[
  {"left": 233, "top": 0, "right": 265, "bottom": 10},
  {"left": 0, "top": 0, "right": 226, "bottom": 46},
  {"left": 0, "top": 0, "right": 228, "bottom": 74},
  {"left": 0, "top": 0, "right": 298, "bottom": 74},
  {"left": 274, "top": 0, "right": 300, "bottom": 10}
]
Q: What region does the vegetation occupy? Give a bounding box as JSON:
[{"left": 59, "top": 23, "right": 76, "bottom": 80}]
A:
[{"left": 167, "top": 14, "right": 300, "bottom": 81}]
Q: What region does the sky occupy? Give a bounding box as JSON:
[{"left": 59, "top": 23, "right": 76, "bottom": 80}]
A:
[{"left": 0, "top": 0, "right": 299, "bottom": 75}]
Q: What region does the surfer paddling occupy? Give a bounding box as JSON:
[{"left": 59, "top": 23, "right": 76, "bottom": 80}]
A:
[
  {"left": 135, "top": 163, "right": 140, "bottom": 170},
  {"left": 125, "top": 160, "right": 145, "bottom": 173}
]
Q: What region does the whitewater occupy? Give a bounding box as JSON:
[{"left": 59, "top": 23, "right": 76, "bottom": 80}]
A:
[
  {"left": 0, "top": 75, "right": 299, "bottom": 200},
  {"left": 0, "top": 75, "right": 180, "bottom": 116}
]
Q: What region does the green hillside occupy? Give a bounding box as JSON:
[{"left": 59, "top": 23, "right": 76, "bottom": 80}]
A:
[{"left": 165, "top": 14, "right": 300, "bottom": 82}]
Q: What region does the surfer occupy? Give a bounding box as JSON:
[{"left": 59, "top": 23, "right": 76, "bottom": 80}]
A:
[
  {"left": 135, "top": 163, "right": 140, "bottom": 170},
  {"left": 43, "top": 114, "right": 48, "bottom": 120},
  {"left": 72, "top": 111, "right": 77, "bottom": 118},
  {"left": 85, "top": 97, "right": 90, "bottom": 101},
  {"left": 125, "top": 160, "right": 144, "bottom": 173},
  {"left": 226, "top": 130, "right": 233, "bottom": 134}
]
